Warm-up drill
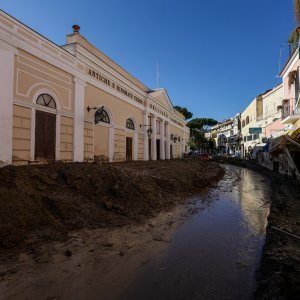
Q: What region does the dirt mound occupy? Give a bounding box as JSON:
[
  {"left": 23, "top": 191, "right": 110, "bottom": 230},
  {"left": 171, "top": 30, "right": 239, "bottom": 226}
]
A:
[{"left": 0, "top": 160, "right": 224, "bottom": 261}]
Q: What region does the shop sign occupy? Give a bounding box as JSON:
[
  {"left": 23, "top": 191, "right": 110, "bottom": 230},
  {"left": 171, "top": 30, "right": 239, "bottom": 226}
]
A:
[{"left": 249, "top": 127, "right": 262, "bottom": 134}]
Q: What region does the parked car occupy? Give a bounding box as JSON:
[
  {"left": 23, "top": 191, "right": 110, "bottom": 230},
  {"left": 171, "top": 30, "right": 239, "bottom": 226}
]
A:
[{"left": 199, "top": 153, "right": 211, "bottom": 160}]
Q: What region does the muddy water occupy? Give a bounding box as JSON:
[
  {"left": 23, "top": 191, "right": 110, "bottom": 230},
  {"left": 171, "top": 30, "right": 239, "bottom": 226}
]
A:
[{"left": 121, "top": 165, "right": 271, "bottom": 300}]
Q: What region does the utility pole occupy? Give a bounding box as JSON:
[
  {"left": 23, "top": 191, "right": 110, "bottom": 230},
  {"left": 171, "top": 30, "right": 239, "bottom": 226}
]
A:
[{"left": 276, "top": 46, "right": 284, "bottom": 85}]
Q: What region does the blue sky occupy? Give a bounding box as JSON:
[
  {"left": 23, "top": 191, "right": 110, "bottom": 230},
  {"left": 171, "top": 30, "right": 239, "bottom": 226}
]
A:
[{"left": 0, "top": 0, "right": 295, "bottom": 121}]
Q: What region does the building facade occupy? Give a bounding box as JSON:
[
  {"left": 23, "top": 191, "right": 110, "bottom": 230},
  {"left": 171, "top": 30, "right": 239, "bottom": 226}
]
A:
[
  {"left": 258, "top": 84, "right": 284, "bottom": 139},
  {"left": 0, "top": 11, "right": 189, "bottom": 166},
  {"left": 210, "top": 114, "right": 241, "bottom": 155},
  {"left": 280, "top": 45, "right": 300, "bottom": 137},
  {"left": 266, "top": 43, "right": 300, "bottom": 179},
  {"left": 240, "top": 97, "right": 262, "bottom": 158}
]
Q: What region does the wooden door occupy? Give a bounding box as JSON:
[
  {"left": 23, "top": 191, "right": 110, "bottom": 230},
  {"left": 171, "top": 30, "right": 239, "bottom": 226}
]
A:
[
  {"left": 126, "top": 137, "right": 133, "bottom": 161},
  {"left": 35, "top": 110, "right": 56, "bottom": 160},
  {"left": 156, "top": 139, "right": 160, "bottom": 160},
  {"left": 170, "top": 145, "right": 173, "bottom": 159}
]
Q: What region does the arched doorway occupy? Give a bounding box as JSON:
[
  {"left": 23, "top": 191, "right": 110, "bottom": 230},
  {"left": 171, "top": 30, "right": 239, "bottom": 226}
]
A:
[
  {"left": 94, "top": 107, "right": 111, "bottom": 161},
  {"left": 35, "top": 94, "right": 56, "bottom": 160},
  {"left": 125, "top": 118, "right": 135, "bottom": 161}
]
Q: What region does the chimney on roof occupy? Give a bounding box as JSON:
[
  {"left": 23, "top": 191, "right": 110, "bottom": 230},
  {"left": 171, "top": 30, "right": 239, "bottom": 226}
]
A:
[{"left": 72, "top": 25, "right": 80, "bottom": 34}]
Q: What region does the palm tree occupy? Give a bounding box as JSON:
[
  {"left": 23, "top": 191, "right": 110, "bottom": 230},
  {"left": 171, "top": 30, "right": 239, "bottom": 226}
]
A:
[{"left": 288, "top": 1, "right": 300, "bottom": 53}]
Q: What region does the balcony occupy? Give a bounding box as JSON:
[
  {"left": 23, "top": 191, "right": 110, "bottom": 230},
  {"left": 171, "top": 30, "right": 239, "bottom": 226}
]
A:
[{"left": 281, "top": 106, "right": 300, "bottom": 125}]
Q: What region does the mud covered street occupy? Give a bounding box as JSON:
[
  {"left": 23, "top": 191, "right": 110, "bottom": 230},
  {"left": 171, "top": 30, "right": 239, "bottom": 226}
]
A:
[
  {"left": 215, "top": 157, "right": 300, "bottom": 300},
  {"left": 0, "top": 164, "right": 273, "bottom": 300},
  {"left": 0, "top": 160, "right": 223, "bottom": 262},
  {"left": 0, "top": 159, "right": 299, "bottom": 300}
]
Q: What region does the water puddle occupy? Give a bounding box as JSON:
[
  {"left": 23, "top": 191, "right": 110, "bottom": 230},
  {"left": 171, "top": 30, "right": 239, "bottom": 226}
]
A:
[{"left": 121, "top": 165, "right": 271, "bottom": 300}]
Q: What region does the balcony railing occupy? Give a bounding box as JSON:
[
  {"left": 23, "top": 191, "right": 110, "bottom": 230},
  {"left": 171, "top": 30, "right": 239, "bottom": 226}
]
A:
[{"left": 282, "top": 106, "right": 300, "bottom": 119}]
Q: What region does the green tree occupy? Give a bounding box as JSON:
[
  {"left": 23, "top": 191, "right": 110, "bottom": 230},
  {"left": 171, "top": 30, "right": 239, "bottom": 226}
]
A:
[
  {"left": 173, "top": 106, "right": 193, "bottom": 120},
  {"left": 188, "top": 118, "right": 218, "bottom": 135},
  {"left": 187, "top": 118, "right": 218, "bottom": 150}
]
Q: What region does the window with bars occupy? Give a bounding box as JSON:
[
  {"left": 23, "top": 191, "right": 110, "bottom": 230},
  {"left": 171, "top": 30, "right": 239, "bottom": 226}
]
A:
[
  {"left": 95, "top": 108, "right": 110, "bottom": 124},
  {"left": 126, "top": 118, "right": 135, "bottom": 130},
  {"left": 36, "top": 94, "right": 56, "bottom": 109}
]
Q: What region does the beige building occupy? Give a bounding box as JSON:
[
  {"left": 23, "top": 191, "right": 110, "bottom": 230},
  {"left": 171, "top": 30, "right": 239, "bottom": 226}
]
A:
[
  {"left": 257, "top": 84, "right": 284, "bottom": 138},
  {"left": 0, "top": 11, "right": 189, "bottom": 166},
  {"left": 210, "top": 114, "right": 241, "bottom": 156},
  {"left": 240, "top": 95, "right": 263, "bottom": 157}
]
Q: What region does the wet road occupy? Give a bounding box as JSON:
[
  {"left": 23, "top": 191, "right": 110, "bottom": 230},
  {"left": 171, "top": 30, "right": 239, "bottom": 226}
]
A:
[{"left": 121, "top": 165, "right": 271, "bottom": 300}]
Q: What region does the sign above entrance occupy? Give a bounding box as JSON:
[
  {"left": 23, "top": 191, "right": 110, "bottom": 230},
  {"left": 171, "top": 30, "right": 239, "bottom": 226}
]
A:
[
  {"left": 249, "top": 127, "right": 262, "bottom": 134},
  {"left": 87, "top": 68, "right": 143, "bottom": 105}
]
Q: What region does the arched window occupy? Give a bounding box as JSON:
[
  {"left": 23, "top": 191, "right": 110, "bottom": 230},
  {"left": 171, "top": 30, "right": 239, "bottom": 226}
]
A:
[
  {"left": 242, "top": 120, "right": 245, "bottom": 128},
  {"left": 218, "top": 134, "right": 227, "bottom": 146},
  {"left": 126, "top": 118, "right": 135, "bottom": 130},
  {"left": 36, "top": 94, "right": 56, "bottom": 109},
  {"left": 246, "top": 116, "right": 249, "bottom": 125},
  {"left": 95, "top": 108, "right": 110, "bottom": 124}
]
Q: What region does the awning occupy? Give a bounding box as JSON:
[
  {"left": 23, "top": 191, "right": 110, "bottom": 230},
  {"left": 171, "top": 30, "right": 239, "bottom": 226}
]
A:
[{"left": 269, "top": 134, "right": 300, "bottom": 153}]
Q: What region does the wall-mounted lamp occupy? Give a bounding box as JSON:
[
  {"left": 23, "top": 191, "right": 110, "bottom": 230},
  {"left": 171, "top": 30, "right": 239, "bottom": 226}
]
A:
[
  {"left": 87, "top": 105, "right": 104, "bottom": 112},
  {"left": 140, "top": 124, "right": 153, "bottom": 138},
  {"left": 170, "top": 134, "right": 178, "bottom": 143}
]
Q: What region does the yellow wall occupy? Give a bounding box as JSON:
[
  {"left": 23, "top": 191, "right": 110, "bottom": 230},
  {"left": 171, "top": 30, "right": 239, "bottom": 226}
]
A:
[
  {"left": 170, "top": 125, "right": 185, "bottom": 158},
  {"left": 60, "top": 116, "right": 73, "bottom": 161},
  {"left": 114, "top": 128, "right": 125, "bottom": 161},
  {"left": 85, "top": 84, "right": 145, "bottom": 160},
  {"left": 94, "top": 125, "right": 109, "bottom": 159},
  {"left": 85, "top": 84, "right": 144, "bottom": 126},
  {"left": 15, "top": 50, "right": 72, "bottom": 113},
  {"left": 12, "top": 105, "right": 31, "bottom": 162},
  {"left": 84, "top": 122, "right": 94, "bottom": 160}
]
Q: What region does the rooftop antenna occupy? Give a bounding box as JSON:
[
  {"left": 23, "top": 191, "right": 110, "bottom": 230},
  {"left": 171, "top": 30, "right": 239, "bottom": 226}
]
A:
[
  {"left": 275, "top": 46, "right": 284, "bottom": 85},
  {"left": 156, "top": 63, "right": 159, "bottom": 89}
]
